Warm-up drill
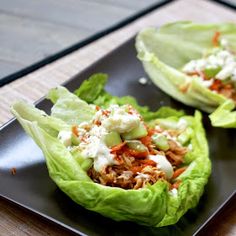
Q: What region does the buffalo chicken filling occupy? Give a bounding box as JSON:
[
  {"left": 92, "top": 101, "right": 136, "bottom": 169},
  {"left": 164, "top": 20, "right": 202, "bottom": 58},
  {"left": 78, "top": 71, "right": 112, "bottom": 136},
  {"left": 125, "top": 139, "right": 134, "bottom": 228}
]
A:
[
  {"left": 58, "top": 104, "right": 191, "bottom": 190},
  {"left": 182, "top": 32, "right": 236, "bottom": 103}
]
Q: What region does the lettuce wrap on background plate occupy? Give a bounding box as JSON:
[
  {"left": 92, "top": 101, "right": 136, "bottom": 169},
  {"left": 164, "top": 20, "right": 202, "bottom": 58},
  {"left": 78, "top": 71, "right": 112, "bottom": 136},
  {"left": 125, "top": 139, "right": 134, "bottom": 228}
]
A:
[
  {"left": 136, "top": 21, "right": 236, "bottom": 128},
  {"left": 11, "top": 74, "right": 211, "bottom": 227}
]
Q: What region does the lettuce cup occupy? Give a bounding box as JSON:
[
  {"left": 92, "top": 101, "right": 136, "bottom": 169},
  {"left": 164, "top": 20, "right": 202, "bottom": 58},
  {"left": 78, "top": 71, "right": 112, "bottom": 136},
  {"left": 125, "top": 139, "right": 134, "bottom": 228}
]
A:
[
  {"left": 11, "top": 74, "right": 210, "bottom": 227},
  {"left": 136, "top": 21, "right": 236, "bottom": 128}
]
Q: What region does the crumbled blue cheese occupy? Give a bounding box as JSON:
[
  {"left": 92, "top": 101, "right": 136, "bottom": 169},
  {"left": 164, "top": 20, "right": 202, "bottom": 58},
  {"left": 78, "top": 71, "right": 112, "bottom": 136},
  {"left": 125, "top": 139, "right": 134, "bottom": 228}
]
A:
[
  {"left": 169, "top": 188, "right": 178, "bottom": 196},
  {"left": 75, "top": 105, "right": 143, "bottom": 172},
  {"left": 216, "top": 62, "right": 236, "bottom": 80},
  {"left": 149, "top": 154, "right": 173, "bottom": 179},
  {"left": 200, "top": 78, "right": 214, "bottom": 87},
  {"left": 138, "top": 77, "right": 148, "bottom": 85},
  {"left": 58, "top": 130, "right": 72, "bottom": 147},
  {"left": 188, "top": 143, "right": 193, "bottom": 151},
  {"left": 220, "top": 38, "right": 229, "bottom": 48},
  {"left": 79, "top": 136, "right": 116, "bottom": 172},
  {"left": 102, "top": 105, "right": 140, "bottom": 133},
  {"left": 183, "top": 39, "right": 236, "bottom": 82}
]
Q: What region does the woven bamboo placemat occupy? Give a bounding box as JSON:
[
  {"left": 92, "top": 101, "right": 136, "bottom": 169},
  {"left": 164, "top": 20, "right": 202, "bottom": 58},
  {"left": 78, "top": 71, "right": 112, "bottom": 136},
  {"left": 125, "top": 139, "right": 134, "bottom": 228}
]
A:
[{"left": 1, "top": 0, "right": 236, "bottom": 126}]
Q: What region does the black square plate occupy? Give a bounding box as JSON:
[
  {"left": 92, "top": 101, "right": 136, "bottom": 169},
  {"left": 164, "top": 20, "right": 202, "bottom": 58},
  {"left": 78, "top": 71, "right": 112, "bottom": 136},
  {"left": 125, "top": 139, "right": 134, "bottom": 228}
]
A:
[{"left": 0, "top": 37, "right": 235, "bottom": 236}]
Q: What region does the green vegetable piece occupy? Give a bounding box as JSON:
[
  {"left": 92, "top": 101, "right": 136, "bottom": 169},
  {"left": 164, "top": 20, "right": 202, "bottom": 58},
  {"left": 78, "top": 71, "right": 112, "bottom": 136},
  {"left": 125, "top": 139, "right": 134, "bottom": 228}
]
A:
[
  {"left": 177, "top": 127, "right": 193, "bottom": 145},
  {"left": 104, "top": 132, "right": 122, "bottom": 147},
  {"left": 74, "top": 73, "right": 108, "bottom": 103},
  {"left": 122, "top": 123, "right": 148, "bottom": 140},
  {"left": 204, "top": 67, "right": 221, "bottom": 79},
  {"left": 71, "top": 133, "right": 80, "bottom": 145},
  {"left": 157, "top": 120, "right": 179, "bottom": 130},
  {"left": 152, "top": 134, "right": 169, "bottom": 151},
  {"left": 126, "top": 140, "right": 148, "bottom": 152}
]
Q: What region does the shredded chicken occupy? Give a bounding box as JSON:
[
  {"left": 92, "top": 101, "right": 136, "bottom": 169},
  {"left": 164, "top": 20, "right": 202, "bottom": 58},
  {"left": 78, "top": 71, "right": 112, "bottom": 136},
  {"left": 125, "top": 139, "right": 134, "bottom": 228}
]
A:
[
  {"left": 166, "top": 140, "right": 188, "bottom": 165},
  {"left": 88, "top": 154, "right": 165, "bottom": 189},
  {"left": 88, "top": 137, "right": 187, "bottom": 189}
]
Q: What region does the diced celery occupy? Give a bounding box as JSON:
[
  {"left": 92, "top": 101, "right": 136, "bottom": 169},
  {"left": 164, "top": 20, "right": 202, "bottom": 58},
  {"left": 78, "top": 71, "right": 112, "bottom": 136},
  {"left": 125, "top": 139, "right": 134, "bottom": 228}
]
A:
[
  {"left": 156, "top": 119, "right": 179, "bottom": 130},
  {"left": 81, "top": 158, "right": 93, "bottom": 171},
  {"left": 104, "top": 132, "right": 122, "bottom": 147},
  {"left": 177, "top": 127, "right": 193, "bottom": 145},
  {"left": 126, "top": 140, "right": 148, "bottom": 152},
  {"left": 204, "top": 67, "right": 221, "bottom": 79},
  {"left": 152, "top": 134, "right": 169, "bottom": 151},
  {"left": 71, "top": 133, "right": 80, "bottom": 145},
  {"left": 122, "top": 123, "right": 148, "bottom": 140},
  {"left": 71, "top": 148, "right": 93, "bottom": 171}
]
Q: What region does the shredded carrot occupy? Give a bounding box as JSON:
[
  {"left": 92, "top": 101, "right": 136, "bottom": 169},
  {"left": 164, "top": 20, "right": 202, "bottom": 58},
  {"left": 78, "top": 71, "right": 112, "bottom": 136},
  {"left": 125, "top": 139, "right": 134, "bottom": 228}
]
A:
[
  {"left": 147, "top": 128, "right": 156, "bottom": 136},
  {"left": 95, "top": 105, "right": 100, "bottom": 111},
  {"left": 93, "top": 120, "right": 101, "bottom": 126},
  {"left": 102, "top": 110, "right": 110, "bottom": 117},
  {"left": 131, "top": 166, "right": 143, "bottom": 174},
  {"left": 210, "top": 79, "right": 222, "bottom": 91},
  {"left": 114, "top": 154, "right": 124, "bottom": 164},
  {"left": 149, "top": 148, "right": 158, "bottom": 155},
  {"left": 11, "top": 167, "right": 16, "bottom": 175},
  {"left": 212, "top": 31, "right": 221, "bottom": 47},
  {"left": 140, "top": 136, "right": 152, "bottom": 146},
  {"left": 72, "top": 125, "right": 79, "bottom": 137},
  {"left": 140, "top": 159, "right": 156, "bottom": 167},
  {"left": 171, "top": 180, "right": 181, "bottom": 190},
  {"left": 179, "top": 83, "right": 190, "bottom": 93},
  {"left": 111, "top": 142, "right": 126, "bottom": 153},
  {"left": 125, "top": 149, "right": 149, "bottom": 158},
  {"left": 172, "top": 167, "right": 187, "bottom": 179}
]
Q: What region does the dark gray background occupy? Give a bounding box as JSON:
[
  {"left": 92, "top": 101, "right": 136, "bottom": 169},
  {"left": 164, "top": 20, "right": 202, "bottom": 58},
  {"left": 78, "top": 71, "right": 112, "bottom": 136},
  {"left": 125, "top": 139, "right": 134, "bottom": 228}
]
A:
[{"left": 0, "top": 0, "right": 161, "bottom": 80}]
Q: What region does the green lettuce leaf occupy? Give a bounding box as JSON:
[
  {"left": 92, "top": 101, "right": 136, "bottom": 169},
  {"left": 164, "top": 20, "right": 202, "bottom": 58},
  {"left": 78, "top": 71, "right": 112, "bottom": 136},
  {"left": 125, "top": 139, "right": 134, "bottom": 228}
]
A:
[
  {"left": 74, "top": 73, "right": 108, "bottom": 102},
  {"left": 209, "top": 99, "right": 236, "bottom": 128},
  {"left": 136, "top": 21, "right": 236, "bottom": 127},
  {"left": 74, "top": 75, "right": 185, "bottom": 121},
  {"left": 47, "top": 86, "right": 95, "bottom": 125},
  {"left": 11, "top": 76, "right": 210, "bottom": 227}
]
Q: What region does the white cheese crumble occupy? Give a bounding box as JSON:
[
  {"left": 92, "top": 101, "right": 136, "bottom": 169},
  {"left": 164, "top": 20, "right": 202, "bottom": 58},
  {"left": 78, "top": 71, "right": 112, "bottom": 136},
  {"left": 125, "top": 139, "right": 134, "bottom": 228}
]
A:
[
  {"left": 102, "top": 105, "right": 140, "bottom": 133},
  {"left": 169, "top": 188, "right": 178, "bottom": 197},
  {"left": 79, "top": 136, "right": 116, "bottom": 172},
  {"left": 188, "top": 143, "right": 193, "bottom": 151},
  {"left": 216, "top": 62, "right": 236, "bottom": 80},
  {"left": 149, "top": 154, "right": 174, "bottom": 179},
  {"left": 58, "top": 130, "right": 72, "bottom": 147},
  {"left": 138, "top": 77, "right": 148, "bottom": 85},
  {"left": 183, "top": 38, "right": 236, "bottom": 83},
  {"left": 200, "top": 78, "right": 214, "bottom": 88}
]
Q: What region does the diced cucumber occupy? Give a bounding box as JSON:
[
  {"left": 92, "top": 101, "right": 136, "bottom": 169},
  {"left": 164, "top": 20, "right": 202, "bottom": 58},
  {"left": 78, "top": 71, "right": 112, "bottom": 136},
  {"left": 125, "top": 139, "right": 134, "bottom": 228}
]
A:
[
  {"left": 71, "top": 148, "right": 93, "bottom": 171},
  {"left": 152, "top": 134, "right": 169, "bottom": 151},
  {"left": 81, "top": 158, "right": 93, "bottom": 171},
  {"left": 104, "top": 132, "right": 122, "bottom": 147},
  {"left": 71, "top": 133, "right": 80, "bottom": 145},
  {"left": 126, "top": 140, "right": 148, "bottom": 152},
  {"left": 177, "top": 127, "right": 193, "bottom": 145},
  {"left": 156, "top": 119, "right": 179, "bottom": 130},
  {"left": 122, "top": 123, "right": 148, "bottom": 140},
  {"left": 156, "top": 118, "right": 188, "bottom": 130},
  {"left": 204, "top": 66, "right": 221, "bottom": 79}
]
